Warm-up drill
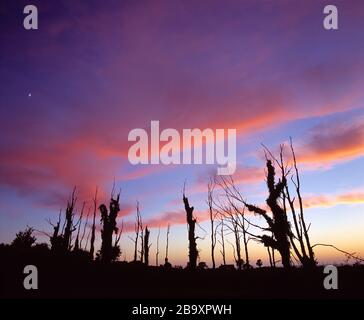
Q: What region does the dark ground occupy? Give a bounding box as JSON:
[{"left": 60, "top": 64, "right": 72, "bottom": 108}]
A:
[{"left": 1, "top": 248, "right": 363, "bottom": 299}]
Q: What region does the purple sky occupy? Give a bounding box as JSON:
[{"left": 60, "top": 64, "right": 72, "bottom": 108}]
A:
[{"left": 1, "top": 0, "right": 364, "bottom": 266}]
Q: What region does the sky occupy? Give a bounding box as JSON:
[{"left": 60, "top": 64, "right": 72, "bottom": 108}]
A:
[{"left": 0, "top": 0, "right": 364, "bottom": 267}]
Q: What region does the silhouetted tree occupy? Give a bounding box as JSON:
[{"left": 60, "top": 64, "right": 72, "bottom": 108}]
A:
[
  {"left": 244, "top": 159, "right": 291, "bottom": 268},
  {"left": 48, "top": 210, "right": 63, "bottom": 251},
  {"left": 256, "top": 259, "right": 263, "bottom": 268},
  {"left": 164, "top": 257, "right": 172, "bottom": 269},
  {"left": 226, "top": 230, "right": 242, "bottom": 270},
  {"left": 165, "top": 224, "right": 170, "bottom": 263},
  {"left": 129, "top": 202, "right": 142, "bottom": 261},
  {"left": 164, "top": 224, "right": 171, "bottom": 268},
  {"left": 62, "top": 187, "right": 77, "bottom": 252},
  {"left": 113, "top": 219, "right": 123, "bottom": 262},
  {"left": 183, "top": 192, "right": 198, "bottom": 269},
  {"left": 214, "top": 176, "right": 252, "bottom": 268},
  {"left": 144, "top": 226, "right": 151, "bottom": 266},
  {"left": 219, "top": 219, "right": 227, "bottom": 266},
  {"left": 139, "top": 208, "right": 144, "bottom": 263},
  {"left": 156, "top": 227, "right": 160, "bottom": 266},
  {"left": 213, "top": 159, "right": 292, "bottom": 269},
  {"left": 213, "top": 178, "right": 249, "bottom": 269},
  {"left": 80, "top": 206, "right": 91, "bottom": 250},
  {"left": 233, "top": 220, "right": 243, "bottom": 269},
  {"left": 279, "top": 140, "right": 316, "bottom": 267},
  {"left": 259, "top": 141, "right": 316, "bottom": 268},
  {"left": 74, "top": 202, "right": 85, "bottom": 251},
  {"left": 89, "top": 187, "right": 98, "bottom": 259},
  {"left": 99, "top": 192, "right": 121, "bottom": 263},
  {"left": 207, "top": 179, "right": 218, "bottom": 269},
  {"left": 11, "top": 227, "right": 36, "bottom": 249}
]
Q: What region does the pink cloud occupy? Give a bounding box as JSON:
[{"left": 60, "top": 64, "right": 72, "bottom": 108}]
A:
[
  {"left": 304, "top": 190, "right": 364, "bottom": 209},
  {"left": 122, "top": 209, "right": 210, "bottom": 233},
  {"left": 298, "top": 119, "right": 364, "bottom": 167}
]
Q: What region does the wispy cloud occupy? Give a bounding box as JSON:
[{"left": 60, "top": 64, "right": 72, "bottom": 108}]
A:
[
  {"left": 304, "top": 190, "right": 364, "bottom": 209},
  {"left": 298, "top": 118, "right": 364, "bottom": 168},
  {"left": 122, "top": 209, "right": 210, "bottom": 233}
]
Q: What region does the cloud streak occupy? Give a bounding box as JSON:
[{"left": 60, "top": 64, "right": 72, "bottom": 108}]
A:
[
  {"left": 298, "top": 119, "right": 364, "bottom": 167},
  {"left": 304, "top": 190, "right": 364, "bottom": 209}
]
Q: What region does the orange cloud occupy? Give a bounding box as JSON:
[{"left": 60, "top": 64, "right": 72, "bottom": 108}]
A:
[
  {"left": 304, "top": 190, "right": 364, "bottom": 209},
  {"left": 298, "top": 120, "right": 364, "bottom": 167}
]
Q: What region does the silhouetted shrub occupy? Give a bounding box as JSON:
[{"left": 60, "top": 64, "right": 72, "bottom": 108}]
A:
[{"left": 11, "top": 227, "right": 36, "bottom": 249}]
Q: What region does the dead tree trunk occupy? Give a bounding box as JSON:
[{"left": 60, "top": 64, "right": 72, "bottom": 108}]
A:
[
  {"left": 74, "top": 202, "right": 85, "bottom": 251},
  {"left": 144, "top": 227, "right": 151, "bottom": 266},
  {"left": 90, "top": 187, "right": 98, "bottom": 259},
  {"left": 232, "top": 219, "right": 242, "bottom": 269},
  {"left": 241, "top": 215, "right": 250, "bottom": 268},
  {"left": 219, "top": 219, "right": 226, "bottom": 266},
  {"left": 130, "top": 202, "right": 142, "bottom": 261},
  {"left": 267, "top": 246, "right": 273, "bottom": 267},
  {"left": 99, "top": 193, "right": 121, "bottom": 263},
  {"left": 156, "top": 227, "right": 160, "bottom": 266},
  {"left": 183, "top": 194, "right": 198, "bottom": 269},
  {"left": 62, "top": 188, "right": 77, "bottom": 252},
  {"left": 207, "top": 180, "right": 218, "bottom": 269},
  {"left": 139, "top": 216, "right": 144, "bottom": 263},
  {"left": 49, "top": 210, "right": 62, "bottom": 251},
  {"left": 80, "top": 206, "right": 90, "bottom": 249},
  {"left": 165, "top": 224, "right": 170, "bottom": 262}
]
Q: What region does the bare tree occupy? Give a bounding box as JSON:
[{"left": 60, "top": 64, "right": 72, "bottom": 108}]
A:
[
  {"left": 62, "top": 187, "right": 77, "bottom": 252},
  {"left": 89, "top": 187, "right": 98, "bottom": 259},
  {"left": 48, "top": 209, "right": 62, "bottom": 251},
  {"left": 262, "top": 140, "right": 316, "bottom": 268},
  {"left": 144, "top": 226, "right": 151, "bottom": 266},
  {"left": 231, "top": 216, "right": 243, "bottom": 269},
  {"left": 129, "top": 202, "right": 142, "bottom": 262},
  {"left": 207, "top": 179, "right": 219, "bottom": 269},
  {"left": 218, "top": 219, "right": 227, "bottom": 266},
  {"left": 286, "top": 139, "right": 316, "bottom": 267},
  {"left": 311, "top": 243, "right": 364, "bottom": 264},
  {"left": 73, "top": 201, "right": 85, "bottom": 251},
  {"left": 243, "top": 158, "right": 291, "bottom": 268},
  {"left": 213, "top": 158, "right": 292, "bottom": 268},
  {"left": 99, "top": 192, "right": 122, "bottom": 263},
  {"left": 84, "top": 221, "right": 92, "bottom": 251},
  {"left": 139, "top": 209, "right": 144, "bottom": 263},
  {"left": 80, "top": 205, "right": 91, "bottom": 249},
  {"left": 214, "top": 176, "right": 251, "bottom": 268},
  {"left": 212, "top": 142, "right": 317, "bottom": 269},
  {"left": 165, "top": 224, "right": 170, "bottom": 262},
  {"left": 183, "top": 191, "right": 198, "bottom": 269},
  {"left": 156, "top": 227, "right": 161, "bottom": 266}
]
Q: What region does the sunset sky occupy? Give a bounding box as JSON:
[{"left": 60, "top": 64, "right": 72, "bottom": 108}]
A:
[{"left": 1, "top": 0, "right": 363, "bottom": 267}]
